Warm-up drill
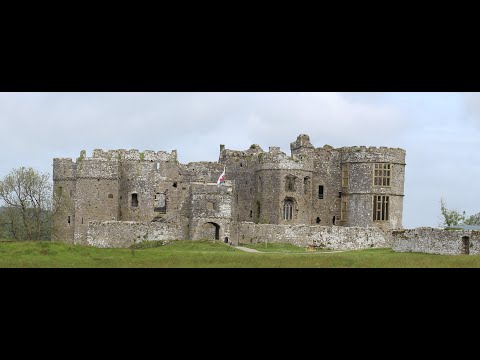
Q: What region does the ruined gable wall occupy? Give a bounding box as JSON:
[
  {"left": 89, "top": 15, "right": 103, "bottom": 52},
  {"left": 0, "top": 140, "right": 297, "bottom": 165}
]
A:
[{"left": 220, "top": 146, "right": 262, "bottom": 223}]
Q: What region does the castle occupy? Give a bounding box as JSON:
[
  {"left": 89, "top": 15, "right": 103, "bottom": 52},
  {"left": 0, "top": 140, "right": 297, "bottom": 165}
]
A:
[{"left": 52, "top": 135, "right": 406, "bottom": 248}]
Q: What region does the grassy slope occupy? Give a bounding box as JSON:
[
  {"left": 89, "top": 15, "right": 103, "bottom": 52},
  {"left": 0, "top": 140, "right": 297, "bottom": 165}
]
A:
[{"left": 2, "top": 240, "right": 480, "bottom": 268}]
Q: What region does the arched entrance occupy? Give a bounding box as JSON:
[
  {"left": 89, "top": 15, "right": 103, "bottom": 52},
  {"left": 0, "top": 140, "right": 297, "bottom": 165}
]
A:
[{"left": 199, "top": 222, "right": 221, "bottom": 240}]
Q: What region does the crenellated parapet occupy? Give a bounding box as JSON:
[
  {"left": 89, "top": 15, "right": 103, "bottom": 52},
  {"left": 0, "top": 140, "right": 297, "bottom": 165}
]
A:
[
  {"left": 256, "top": 147, "right": 314, "bottom": 171},
  {"left": 53, "top": 158, "right": 76, "bottom": 180},
  {"left": 340, "top": 146, "right": 406, "bottom": 165},
  {"left": 92, "top": 149, "right": 178, "bottom": 162},
  {"left": 220, "top": 144, "right": 264, "bottom": 162},
  {"left": 75, "top": 158, "right": 120, "bottom": 180}
]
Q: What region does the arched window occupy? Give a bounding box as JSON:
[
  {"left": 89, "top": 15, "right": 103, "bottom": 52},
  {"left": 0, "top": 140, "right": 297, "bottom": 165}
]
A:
[
  {"left": 285, "top": 175, "right": 296, "bottom": 192},
  {"left": 283, "top": 200, "right": 293, "bottom": 220},
  {"left": 304, "top": 177, "right": 311, "bottom": 195}
]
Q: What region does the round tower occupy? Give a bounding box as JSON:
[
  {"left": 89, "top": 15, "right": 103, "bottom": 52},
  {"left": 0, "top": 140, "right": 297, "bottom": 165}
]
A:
[
  {"left": 52, "top": 158, "right": 77, "bottom": 243},
  {"left": 256, "top": 146, "right": 314, "bottom": 225},
  {"left": 340, "top": 146, "right": 406, "bottom": 230}
]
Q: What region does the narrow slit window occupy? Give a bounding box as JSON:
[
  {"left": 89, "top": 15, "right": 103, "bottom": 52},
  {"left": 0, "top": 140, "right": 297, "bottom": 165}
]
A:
[
  {"left": 318, "top": 185, "right": 324, "bottom": 199},
  {"left": 67, "top": 216, "right": 71, "bottom": 224},
  {"left": 131, "top": 193, "right": 139, "bottom": 207},
  {"left": 341, "top": 198, "right": 348, "bottom": 222}
]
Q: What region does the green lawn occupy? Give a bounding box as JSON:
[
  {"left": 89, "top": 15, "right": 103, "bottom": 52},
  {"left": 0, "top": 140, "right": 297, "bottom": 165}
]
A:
[{"left": 1, "top": 239, "right": 480, "bottom": 268}]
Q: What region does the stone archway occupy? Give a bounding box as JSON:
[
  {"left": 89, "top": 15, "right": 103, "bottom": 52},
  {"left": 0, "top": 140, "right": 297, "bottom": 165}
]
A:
[{"left": 198, "top": 222, "right": 221, "bottom": 240}]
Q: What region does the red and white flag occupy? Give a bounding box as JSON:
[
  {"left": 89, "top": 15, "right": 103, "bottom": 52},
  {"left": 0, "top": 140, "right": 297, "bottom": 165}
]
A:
[{"left": 217, "top": 166, "right": 226, "bottom": 186}]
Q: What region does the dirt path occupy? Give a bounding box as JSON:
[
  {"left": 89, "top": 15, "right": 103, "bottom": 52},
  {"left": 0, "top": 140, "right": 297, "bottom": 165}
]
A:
[{"left": 234, "top": 246, "right": 346, "bottom": 254}]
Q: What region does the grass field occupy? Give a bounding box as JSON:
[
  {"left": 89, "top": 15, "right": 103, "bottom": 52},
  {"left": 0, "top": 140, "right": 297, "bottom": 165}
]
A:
[{"left": 2, "top": 239, "right": 480, "bottom": 268}]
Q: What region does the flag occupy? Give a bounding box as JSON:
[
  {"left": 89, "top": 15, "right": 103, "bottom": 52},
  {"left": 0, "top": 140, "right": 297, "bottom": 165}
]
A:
[{"left": 217, "top": 166, "right": 226, "bottom": 186}]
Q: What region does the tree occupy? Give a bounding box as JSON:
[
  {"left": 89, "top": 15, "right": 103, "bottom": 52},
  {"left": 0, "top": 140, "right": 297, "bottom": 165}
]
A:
[
  {"left": 0, "top": 167, "right": 62, "bottom": 241},
  {"left": 439, "top": 198, "right": 466, "bottom": 227},
  {"left": 464, "top": 213, "right": 480, "bottom": 226}
]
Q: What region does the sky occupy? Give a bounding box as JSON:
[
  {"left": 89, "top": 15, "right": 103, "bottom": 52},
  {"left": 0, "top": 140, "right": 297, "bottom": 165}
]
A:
[{"left": 0, "top": 92, "right": 479, "bottom": 229}]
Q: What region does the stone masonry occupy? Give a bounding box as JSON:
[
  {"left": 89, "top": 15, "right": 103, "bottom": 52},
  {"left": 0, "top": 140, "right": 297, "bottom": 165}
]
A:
[
  {"left": 393, "top": 228, "right": 480, "bottom": 255},
  {"left": 52, "top": 134, "right": 406, "bottom": 248}
]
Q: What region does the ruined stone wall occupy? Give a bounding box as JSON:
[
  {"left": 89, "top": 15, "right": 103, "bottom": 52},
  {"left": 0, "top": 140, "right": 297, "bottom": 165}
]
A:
[
  {"left": 255, "top": 168, "right": 281, "bottom": 225},
  {"left": 233, "top": 223, "right": 391, "bottom": 249},
  {"left": 181, "top": 162, "right": 224, "bottom": 184},
  {"left": 392, "top": 228, "right": 480, "bottom": 255},
  {"left": 220, "top": 145, "right": 262, "bottom": 223},
  {"left": 86, "top": 221, "right": 183, "bottom": 248}
]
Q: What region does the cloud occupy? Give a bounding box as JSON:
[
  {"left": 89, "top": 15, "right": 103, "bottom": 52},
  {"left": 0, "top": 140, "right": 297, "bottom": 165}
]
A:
[
  {"left": 463, "top": 92, "right": 480, "bottom": 126},
  {"left": 243, "top": 93, "right": 405, "bottom": 151},
  {"left": 0, "top": 92, "right": 404, "bottom": 169}
]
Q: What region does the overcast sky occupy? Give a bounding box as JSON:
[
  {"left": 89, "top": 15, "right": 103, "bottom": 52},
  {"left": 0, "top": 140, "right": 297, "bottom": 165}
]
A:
[{"left": 0, "top": 92, "right": 478, "bottom": 229}]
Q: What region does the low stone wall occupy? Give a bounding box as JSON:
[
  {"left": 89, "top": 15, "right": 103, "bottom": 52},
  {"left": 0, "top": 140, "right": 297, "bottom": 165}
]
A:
[
  {"left": 233, "top": 223, "right": 391, "bottom": 250},
  {"left": 392, "top": 228, "right": 480, "bottom": 255},
  {"left": 86, "top": 221, "right": 184, "bottom": 248}
]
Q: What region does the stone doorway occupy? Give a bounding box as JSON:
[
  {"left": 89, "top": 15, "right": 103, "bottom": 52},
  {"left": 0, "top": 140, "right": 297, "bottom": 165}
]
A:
[
  {"left": 199, "top": 222, "right": 221, "bottom": 240},
  {"left": 462, "top": 236, "right": 470, "bottom": 255}
]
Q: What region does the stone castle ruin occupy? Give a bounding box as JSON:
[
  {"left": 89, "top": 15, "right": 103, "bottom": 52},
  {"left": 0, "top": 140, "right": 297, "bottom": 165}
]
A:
[{"left": 52, "top": 134, "right": 406, "bottom": 249}]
